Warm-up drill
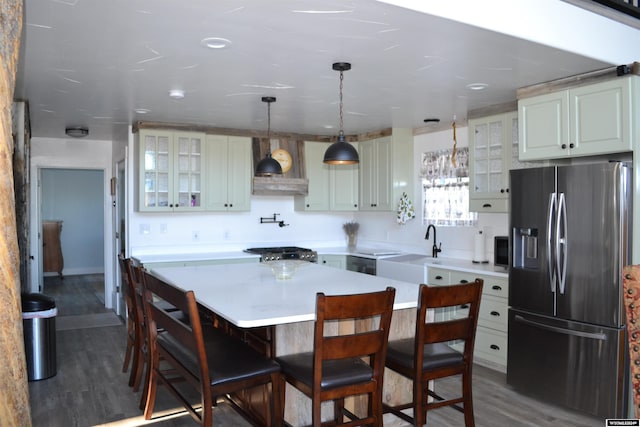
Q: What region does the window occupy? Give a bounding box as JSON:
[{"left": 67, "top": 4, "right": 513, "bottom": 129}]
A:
[{"left": 421, "top": 147, "right": 477, "bottom": 227}]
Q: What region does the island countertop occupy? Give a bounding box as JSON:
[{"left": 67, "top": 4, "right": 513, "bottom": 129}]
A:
[{"left": 149, "top": 262, "right": 420, "bottom": 328}]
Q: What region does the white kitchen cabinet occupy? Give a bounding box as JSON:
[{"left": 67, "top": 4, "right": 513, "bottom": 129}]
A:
[
  {"left": 428, "top": 267, "right": 509, "bottom": 372},
  {"left": 358, "top": 128, "right": 414, "bottom": 212},
  {"left": 205, "top": 135, "right": 252, "bottom": 212},
  {"left": 138, "top": 129, "right": 205, "bottom": 212},
  {"left": 359, "top": 137, "right": 392, "bottom": 211},
  {"left": 294, "top": 141, "right": 358, "bottom": 211},
  {"left": 318, "top": 254, "right": 346, "bottom": 269},
  {"left": 468, "top": 112, "right": 517, "bottom": 213},
  {"left": 519, "top": 76, "right": 635, "bottom": 161}
]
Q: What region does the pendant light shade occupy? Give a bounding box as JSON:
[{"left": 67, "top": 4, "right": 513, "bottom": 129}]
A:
[
  {"left": 324, "top": 62, "right": 359, "bottom": 165},
  {"left": 255, "top": 96, "right": 283, "bottom": 176}
]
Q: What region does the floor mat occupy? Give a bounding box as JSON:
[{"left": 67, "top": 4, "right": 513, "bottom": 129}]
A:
[{"left": 56, "top": 312, "right": 123, "bottom": 331}]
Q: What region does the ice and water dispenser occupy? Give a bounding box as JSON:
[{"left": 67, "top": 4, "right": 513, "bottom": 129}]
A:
[{"left": 513, "top": 227, "right": 539, "bottom": 269}]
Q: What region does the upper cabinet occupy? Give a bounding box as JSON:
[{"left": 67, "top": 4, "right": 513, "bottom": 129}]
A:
[
  {"left": 519, "top": 76, "right": 635, "bottom": 161},
  {"left": 468, "top": 111, "right": 518, "bottom": 213},
  {"left": 138, "top": 130, "right": 205, "bottom": 212},
  {"left": 294, "top": 141, "right": 358, "bottom": 211},
  {"left": 359, "top": 137, "right": 392, "bottom": 211},
  {"left": 359, "top": 128, "right": 413, "bottom": 212},
  {"left": 205, "top": 135, "right": 252, "bottom": 212}
]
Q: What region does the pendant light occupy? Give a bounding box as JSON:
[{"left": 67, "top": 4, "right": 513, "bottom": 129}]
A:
[
  {"left": 323, "top": 62, "right": 359, "bottom": 165},
  {"left": 255, "top": 96, "right": 283, "bottom": 176}
]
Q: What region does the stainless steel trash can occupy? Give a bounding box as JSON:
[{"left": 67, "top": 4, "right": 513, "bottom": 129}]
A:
[{"left": 22, "top": 293, "right": 57, "bottom": 381}]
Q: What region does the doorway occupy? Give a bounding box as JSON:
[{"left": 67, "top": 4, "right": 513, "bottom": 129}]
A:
[{"left": 40, "top": 168, "right": 105, "bottom": 311}]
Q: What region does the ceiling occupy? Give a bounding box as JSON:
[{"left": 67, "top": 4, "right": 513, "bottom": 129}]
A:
[{"left": 14, "top": 0, "right": 631, "bottom": 141}]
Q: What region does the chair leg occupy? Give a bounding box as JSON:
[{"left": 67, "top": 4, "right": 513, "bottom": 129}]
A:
[
  {"left": 462, "top": 372, "right": 475, "bottom": 427},
  {"left": 333, "top": 397, "right": 344, "bottom": 424},
  {"left": 143, "top": 366, "right": 158, "bottom": 420},
  {"left": 122, "top": 334, "right": 133, "bottom": 373},
  {"left": 278, "top": 375, "right": 287, "bottom": 427},
  {"left": 271, "top": 372, "right": 283, "bottom": 427},
  {"left": 131, "top": 345, "right": 145, "bottom": 391}
]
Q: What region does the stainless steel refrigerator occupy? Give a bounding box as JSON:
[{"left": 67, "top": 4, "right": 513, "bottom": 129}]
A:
[{"left": 508, "top": 162, "right": 631, "bottom": 419}]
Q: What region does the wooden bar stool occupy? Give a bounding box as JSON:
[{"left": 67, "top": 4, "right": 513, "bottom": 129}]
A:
[
  {"left": 276, "top": 287, "right": 396, "bottom": 427},
  {"left": 383, "top": 280, "right": 483, "bottom": 427}
]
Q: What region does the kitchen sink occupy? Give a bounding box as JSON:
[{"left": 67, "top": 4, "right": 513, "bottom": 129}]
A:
[{"left": 377, "top": 254, "right": 431, "bottom": 283}]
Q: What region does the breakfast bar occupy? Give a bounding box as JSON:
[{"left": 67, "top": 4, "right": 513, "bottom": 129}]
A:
[{"left": 149, "top": 262, "right": 421, "bottom": 426}]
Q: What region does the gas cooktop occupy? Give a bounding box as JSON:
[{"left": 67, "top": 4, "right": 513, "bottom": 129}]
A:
[{"left": 244, "top": 246, "right": 317, "bottom": 262}]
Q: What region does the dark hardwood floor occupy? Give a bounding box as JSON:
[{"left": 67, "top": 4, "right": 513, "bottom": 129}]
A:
[{"left": 28, "top": 275, "right": 604, "bottom": 426}]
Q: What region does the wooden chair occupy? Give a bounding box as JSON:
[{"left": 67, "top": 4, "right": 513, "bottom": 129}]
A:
[
  {"left": 117, "top": 254, "right": 143, "bottom": 389},
  {"left": 383, "top": 280, "right": 483, "bottom": 427},
  {"left": 139, "top": 269, "right": 282, "bottom": 426},
  {"left": 276, "top": 287, "right": 396, "bottom": 427}
]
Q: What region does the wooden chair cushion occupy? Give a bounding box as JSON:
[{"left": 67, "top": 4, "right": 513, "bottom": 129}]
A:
[
  {"left": 387, "top": 338, "right": 464, "bottom": 371},
  {"left": 157, "top": 325, "right": 280, "bottom": 388},
  {"left": 277, "top": 351, "right": 373, "bottom": 390}
]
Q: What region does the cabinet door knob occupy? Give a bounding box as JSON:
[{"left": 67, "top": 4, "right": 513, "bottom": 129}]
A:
[
  {"left": 561, "top": 143, "right": 567, "bottom": 149},
  {"left": 229, "top": 204, "right": 233, "bottom": 207},
  {"left": 224, "top": 203, "right": 228, "bottom": 207},
  {"left": 569, "top": 143, "right": 575, "bottom": 148},
  {"left": 306, "top": 204, "right": 310, "bottom": 208}
]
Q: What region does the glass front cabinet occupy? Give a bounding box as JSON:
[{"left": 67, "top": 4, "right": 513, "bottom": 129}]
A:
[{"left": 139, "top": 129, "right": 205, "bottom": 212}]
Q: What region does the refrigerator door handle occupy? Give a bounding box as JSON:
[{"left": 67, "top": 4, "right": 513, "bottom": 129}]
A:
[
  {"left": 547, "top": 192, "right": 557, "bottom": 292},
  {"left": 557, "top": 192, "right": 568, "bottom": 294},
  {"left": 514, "top": 314, "right": 607, "bottom": 340}
]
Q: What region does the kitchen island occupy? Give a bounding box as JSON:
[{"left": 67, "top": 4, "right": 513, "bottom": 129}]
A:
[{"left": 149, "top": 262, "right": 420, "bottom": 426}]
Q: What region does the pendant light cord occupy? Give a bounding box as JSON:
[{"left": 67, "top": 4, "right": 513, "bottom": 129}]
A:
[
  {"left": 339, "top": 70, "right": 344, "bottom": 138},
  {"left": 267, "top": 100, "right": 272, "bottom": 153}
]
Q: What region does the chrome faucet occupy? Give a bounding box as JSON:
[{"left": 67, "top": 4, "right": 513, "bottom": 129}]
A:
[{"left": 425, "top": 224, "right": 442, "bottom": 258}]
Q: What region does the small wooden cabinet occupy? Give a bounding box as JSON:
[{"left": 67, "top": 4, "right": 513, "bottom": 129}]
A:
[
  {"left": 518, "top": 76, "right": 635, "bottom": 161},
  {"left": 42, "top": 221, "right": 63, "bottom": 278}
]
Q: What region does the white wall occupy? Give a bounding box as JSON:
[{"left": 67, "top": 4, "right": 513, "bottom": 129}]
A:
[{"left": 30, "top": 137, "right": 114, "bottom": 306}]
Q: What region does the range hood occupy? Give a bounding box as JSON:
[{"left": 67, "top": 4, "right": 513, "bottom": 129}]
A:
[{"left": 252, "top": 137, "right": 309, "bottom": 195}]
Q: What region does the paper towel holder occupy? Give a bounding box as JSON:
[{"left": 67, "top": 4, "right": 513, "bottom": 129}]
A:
[{"left": 472, "top": 230, "right": 490, "bottom": 264}]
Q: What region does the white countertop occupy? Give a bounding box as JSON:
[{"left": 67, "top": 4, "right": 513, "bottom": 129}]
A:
[
  {"left": 133, "top": 251, "right": 260, "bottom": 264},
  {"left": 149, "top": 263, "right": 420, "bottom": 328},
  {"left": 379, "top": 254, "right": 508, "bottom": 278}
]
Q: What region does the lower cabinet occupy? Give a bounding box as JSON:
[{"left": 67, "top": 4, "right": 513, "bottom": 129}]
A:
[
  {"left": 317, "top": 254, "right": 346, "bottom": 269},
  {"left": 427, "top": 266, "right": 508, "bottom": 372}
]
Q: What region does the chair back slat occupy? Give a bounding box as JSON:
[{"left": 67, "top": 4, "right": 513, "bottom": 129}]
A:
[{"left": 322, "top": 331, "right": 385, "bottom": 360}]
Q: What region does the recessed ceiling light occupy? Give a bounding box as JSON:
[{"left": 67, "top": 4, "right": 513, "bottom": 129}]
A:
[
  {"left": 169, "top": 89, "right": 185, "bottom": 99},
  {"left": 466, "top": 83, "right": 489, "bottom": 91},
  {"left": 134, "top": 108, "right": 150, "bottom": 114},
  {"left": 200, "top": 37, "right": 232, "bottom": 49}
]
